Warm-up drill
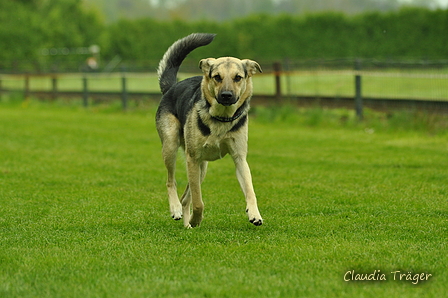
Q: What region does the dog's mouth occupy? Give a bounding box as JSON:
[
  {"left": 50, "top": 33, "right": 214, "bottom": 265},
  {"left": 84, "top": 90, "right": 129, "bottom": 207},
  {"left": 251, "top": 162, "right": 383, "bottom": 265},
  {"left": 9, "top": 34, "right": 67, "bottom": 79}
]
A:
[{"left": 217, "top": 91, "right": 238, "bottom": 106}]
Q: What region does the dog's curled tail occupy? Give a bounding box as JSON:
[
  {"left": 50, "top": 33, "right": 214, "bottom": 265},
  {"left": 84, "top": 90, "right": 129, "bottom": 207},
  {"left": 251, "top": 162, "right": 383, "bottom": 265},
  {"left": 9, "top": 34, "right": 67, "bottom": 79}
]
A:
[{"left": 157, "top": 33, "right": 216, "bottom": 95}]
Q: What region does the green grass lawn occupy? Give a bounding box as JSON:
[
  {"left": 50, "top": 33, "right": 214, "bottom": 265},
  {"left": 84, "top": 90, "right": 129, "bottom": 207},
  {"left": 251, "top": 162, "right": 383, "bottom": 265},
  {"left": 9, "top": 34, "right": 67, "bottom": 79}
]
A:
[{"left": 0, "top": 99, "right": 447, "bottom": 297}]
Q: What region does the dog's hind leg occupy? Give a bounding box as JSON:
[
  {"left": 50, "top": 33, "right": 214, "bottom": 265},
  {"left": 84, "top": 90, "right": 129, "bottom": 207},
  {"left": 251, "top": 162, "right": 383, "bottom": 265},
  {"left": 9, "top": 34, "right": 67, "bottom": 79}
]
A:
[
  {"left": 184, "top": 159, "right": 208, "bottom": 228},
  {"left": 158, "top": 115, "right": 183, "bottom": 220},
  {"left": 180, "top": 184, "right": 191, "bottom": 227}
]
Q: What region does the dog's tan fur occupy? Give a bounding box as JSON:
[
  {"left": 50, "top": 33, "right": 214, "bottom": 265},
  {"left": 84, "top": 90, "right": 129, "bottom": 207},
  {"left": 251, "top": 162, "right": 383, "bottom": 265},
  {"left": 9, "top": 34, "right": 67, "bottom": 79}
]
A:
[{"left": 156, "top": 34, "right": 263, "bottom": 228}]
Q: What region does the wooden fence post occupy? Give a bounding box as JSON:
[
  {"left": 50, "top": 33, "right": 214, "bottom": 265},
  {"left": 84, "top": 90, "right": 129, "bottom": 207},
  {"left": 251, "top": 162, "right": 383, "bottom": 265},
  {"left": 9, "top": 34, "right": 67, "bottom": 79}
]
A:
[
  {"left": 82, "top": 76, "right": 89, "bottom": 107},
  {"left": 121, "top": 74, "right": 128, "bottom": 111},
  {"left": 354, "top": 59, "right": 363, "bottom": 121},
  {"left": 51, "top": 75, "right": 58, "bottom": 100},
  {"left": 273, "top": 62, "right": 282, "bottom": 99},
  {"left": 24, "top": 74, "right": 30, "bottom": 100}
]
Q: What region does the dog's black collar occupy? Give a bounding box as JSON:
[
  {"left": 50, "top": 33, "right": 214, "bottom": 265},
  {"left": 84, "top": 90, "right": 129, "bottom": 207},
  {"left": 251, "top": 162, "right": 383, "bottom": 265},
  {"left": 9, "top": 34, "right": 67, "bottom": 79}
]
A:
[{"left": 210, "top": 102, "right": 247, "bottom": 123}]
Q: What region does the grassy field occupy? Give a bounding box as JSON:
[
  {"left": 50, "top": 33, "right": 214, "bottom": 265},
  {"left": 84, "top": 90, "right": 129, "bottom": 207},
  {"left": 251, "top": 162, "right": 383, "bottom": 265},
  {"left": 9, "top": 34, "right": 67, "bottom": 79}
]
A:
[
  {"left": 0, "top": 98, "right": 447, "bottom": 297},
  {"left": 1, "top": 69, "right": 448, "bottom": 101}
]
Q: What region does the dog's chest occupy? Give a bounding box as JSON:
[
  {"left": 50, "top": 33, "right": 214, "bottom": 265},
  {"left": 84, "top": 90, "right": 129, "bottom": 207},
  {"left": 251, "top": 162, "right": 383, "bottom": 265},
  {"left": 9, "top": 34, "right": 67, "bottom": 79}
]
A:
[{"left": 200, "top": 134, "right": 229, "bottom": 161}]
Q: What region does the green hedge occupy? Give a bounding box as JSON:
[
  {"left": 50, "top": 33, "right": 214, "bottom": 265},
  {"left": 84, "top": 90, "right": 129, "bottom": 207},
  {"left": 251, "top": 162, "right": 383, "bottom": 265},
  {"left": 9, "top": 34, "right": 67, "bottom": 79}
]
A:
[
  {"left": 1, "top": 1, "right": 447, "bottom": 71},
  {"left": 106, "top": 8, "right": 448, "bottom": 62}
]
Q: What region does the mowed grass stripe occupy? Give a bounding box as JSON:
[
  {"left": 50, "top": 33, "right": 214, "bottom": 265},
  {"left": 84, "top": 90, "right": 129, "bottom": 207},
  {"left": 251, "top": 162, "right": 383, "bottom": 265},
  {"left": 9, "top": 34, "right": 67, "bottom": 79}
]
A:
[{"left": 0, "top": 102, "right": 447, "bottom": 297}]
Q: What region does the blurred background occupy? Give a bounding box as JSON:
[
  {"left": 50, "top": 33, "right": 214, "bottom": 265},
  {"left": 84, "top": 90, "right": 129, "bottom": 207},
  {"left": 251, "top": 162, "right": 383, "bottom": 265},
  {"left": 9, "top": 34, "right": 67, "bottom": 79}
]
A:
[{"left": 1, "top": 0, "right": 447, "bottom": 111}]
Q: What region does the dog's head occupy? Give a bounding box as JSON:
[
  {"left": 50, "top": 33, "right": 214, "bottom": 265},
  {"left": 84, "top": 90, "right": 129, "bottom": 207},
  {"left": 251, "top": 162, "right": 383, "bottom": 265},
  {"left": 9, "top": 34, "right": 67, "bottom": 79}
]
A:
[{"left": 199, "top": 57, "right": 262, "bottom": 116}]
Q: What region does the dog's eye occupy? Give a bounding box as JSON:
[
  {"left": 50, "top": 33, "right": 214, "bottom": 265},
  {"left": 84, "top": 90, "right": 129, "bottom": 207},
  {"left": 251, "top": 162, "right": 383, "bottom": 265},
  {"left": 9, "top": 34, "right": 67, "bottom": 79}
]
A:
[
  {"left": 213, "top": 75, "right": 222, "bottom": 82},
  {"left": 234, "top": 75, "right": 243, "bottom": 82}
]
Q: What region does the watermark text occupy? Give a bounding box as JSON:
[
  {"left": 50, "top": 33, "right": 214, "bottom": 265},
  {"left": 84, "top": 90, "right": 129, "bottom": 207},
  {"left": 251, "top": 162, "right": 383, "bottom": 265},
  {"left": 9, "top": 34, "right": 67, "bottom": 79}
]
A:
[{"left": 344, "top": 270, "right": 432, "bottom": 285}]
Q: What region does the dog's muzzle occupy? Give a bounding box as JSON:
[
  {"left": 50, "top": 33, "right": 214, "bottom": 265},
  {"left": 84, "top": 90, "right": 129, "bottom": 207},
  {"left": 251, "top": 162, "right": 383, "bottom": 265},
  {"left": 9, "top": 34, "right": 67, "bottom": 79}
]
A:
[{"left": 217, "top": 91, "right": 237, "bottom": 106}]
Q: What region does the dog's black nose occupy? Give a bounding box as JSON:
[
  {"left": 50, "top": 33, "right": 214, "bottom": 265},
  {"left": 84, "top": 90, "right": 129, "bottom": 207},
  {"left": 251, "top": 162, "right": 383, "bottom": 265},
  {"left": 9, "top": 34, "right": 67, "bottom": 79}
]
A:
[
  {"left": 218, "top": 91, "right": 236, "bottom": 106},
  {"left": 221, "top": 91, "right": 233, "bottom": 99}
]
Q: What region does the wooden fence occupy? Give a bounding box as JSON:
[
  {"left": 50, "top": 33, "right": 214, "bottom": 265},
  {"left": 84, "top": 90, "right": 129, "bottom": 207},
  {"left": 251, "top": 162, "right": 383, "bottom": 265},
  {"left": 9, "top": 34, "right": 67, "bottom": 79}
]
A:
[{"left": 1, "top": 64, "right": 448, "bottom": 116}]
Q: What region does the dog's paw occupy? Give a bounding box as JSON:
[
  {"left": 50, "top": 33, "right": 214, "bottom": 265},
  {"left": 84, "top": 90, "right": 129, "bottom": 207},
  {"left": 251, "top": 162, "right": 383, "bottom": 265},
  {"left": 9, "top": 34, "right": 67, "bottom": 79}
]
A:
[
  {"left": 188, "top": 215, "right": 202, "bottom": 228},
  {"left": 249, "top": 217, "right": 263, "bottom": 226},
  {"left": 171, "top": 211, "right": 182, "bottom": 220},
  {"left": 246, "top": 209, "right": 263, "bottom": 226},
  {"left": 171, "top": 213, "right": 182, "bottom": 220},
  {"left": 188, "top": 220, "right": 201, "bottom": 228},
  {"left": 170, "top": 205, "right": 183, "bottom": 220}
]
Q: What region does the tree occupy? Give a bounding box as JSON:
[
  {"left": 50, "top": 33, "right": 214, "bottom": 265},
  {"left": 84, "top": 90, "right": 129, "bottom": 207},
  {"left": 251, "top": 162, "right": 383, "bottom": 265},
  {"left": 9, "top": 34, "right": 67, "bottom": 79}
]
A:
[{"left": 0, "top": 0, "right": 104, "bottom": 71}]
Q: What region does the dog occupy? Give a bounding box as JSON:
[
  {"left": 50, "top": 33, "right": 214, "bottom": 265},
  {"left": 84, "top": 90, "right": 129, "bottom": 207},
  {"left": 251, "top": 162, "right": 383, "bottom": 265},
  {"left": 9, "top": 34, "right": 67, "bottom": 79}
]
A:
[{"left": 156, "top": 33, "right": 263, "bottom": 228}]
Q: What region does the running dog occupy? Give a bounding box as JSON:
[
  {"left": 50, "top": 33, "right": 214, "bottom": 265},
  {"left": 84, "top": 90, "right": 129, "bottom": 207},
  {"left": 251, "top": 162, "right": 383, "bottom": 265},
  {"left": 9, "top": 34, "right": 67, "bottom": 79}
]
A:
[{"left": 156, "top": 33, "right": 263, "bottom": 228}]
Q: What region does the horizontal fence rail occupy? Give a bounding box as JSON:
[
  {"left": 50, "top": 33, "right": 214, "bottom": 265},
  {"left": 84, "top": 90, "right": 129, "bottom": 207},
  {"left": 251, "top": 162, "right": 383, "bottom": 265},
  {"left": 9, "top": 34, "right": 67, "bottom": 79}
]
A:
[{"left": 1, "top": 60, "right": 448, "bottom": 116}]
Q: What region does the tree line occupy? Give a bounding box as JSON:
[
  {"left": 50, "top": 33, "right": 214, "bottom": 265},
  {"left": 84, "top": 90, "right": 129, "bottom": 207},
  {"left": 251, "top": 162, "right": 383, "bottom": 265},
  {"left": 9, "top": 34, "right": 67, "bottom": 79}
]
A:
[
  {"left": 1, "top": 0, "right": 447, "bottom": 72},
  {"left": 84, "top": 0, "right": 442, "bottom": 23}
]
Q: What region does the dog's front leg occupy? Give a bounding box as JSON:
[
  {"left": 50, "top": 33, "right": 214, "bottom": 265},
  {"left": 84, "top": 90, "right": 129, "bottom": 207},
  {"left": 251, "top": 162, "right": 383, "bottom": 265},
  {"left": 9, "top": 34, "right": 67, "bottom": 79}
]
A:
[
  {"left": 233, "top": 157, "right": 263, "bottom": 226},
  {"left": 185, "top": 155, "right": 204, "bottom": 228}
]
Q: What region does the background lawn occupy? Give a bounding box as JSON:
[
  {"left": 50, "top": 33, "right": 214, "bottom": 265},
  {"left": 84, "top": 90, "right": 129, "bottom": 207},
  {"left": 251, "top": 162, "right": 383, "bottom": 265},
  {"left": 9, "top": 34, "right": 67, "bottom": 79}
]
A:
[
  {"left": 0, "top": 99, "right": 447, "bottom": 297},
  {"left": 1, "top": 68, "right": 448, "bottom": 101}
]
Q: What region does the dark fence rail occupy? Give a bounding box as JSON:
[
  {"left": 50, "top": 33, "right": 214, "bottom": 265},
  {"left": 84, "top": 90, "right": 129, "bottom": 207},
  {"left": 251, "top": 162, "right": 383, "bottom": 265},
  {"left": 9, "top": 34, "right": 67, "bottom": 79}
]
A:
[{"left": 1, "top": 59, "right": 448, "bottom": 116}]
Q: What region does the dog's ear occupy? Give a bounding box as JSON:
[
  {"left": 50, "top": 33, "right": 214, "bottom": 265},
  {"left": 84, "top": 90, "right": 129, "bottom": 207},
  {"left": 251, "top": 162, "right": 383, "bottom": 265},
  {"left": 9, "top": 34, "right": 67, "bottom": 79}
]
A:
[
  {"left": 243, "top": 59, "right": 262, "bottom": 76},
  {"left": 199, "top": 58, "right": 216, "bottom": 76}
]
